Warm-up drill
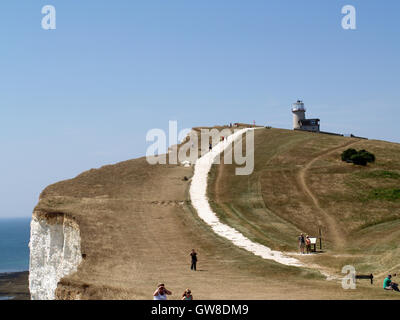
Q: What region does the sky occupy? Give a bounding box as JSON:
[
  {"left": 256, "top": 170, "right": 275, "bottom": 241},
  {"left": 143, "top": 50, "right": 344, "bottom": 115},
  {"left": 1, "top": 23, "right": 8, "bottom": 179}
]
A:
[{"left": 0, "top": 0, "right": 399, "bottom": 218}]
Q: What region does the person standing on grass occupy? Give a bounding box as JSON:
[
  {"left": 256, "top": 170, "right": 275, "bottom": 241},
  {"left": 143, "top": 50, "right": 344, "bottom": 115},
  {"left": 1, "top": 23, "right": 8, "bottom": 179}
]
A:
[
  {"left": 190, "top": 249, "right": 198, "bottom": 271},
  {"left": 306, "top": 235, "right": 311, "bottom": 254},
  {"left": 153, "top": 283, "right": 172, "bottom": 300},
  {"left": 298, "top": 233, "right": 305, "bottom": 254}
]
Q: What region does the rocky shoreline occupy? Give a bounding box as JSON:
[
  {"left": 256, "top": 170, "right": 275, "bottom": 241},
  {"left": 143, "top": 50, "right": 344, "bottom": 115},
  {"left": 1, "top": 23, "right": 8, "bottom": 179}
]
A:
[{"left": 0, "top": 271, "right": 30, "bottom": 300}]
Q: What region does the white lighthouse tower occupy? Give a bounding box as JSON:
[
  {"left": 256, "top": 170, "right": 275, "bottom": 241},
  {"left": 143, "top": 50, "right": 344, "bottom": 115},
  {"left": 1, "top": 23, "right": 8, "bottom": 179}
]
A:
[
  {"left": 291, "top": 99, "right": 320, "bottom": 132},
  {"left": 292, "top": 100, "right": 306, "bottom": 129}
]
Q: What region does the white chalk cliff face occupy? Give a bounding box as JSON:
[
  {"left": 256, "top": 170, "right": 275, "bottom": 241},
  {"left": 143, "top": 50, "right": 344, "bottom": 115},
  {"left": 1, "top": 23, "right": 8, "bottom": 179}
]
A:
[{"left": 29, "top": 215, "right": 82, "bottom": 300}]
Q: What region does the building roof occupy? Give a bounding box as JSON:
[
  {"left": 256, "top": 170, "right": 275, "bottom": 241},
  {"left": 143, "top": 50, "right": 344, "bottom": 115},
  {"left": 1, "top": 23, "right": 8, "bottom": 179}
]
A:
[{"left": 299, "top": 119, "right": 320, "bottom": 126}]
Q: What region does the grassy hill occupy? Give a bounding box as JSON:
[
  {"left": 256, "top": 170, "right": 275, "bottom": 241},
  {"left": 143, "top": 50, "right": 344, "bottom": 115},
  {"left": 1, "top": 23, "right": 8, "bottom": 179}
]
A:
[
  {"left": 208, "top": 128, "right": 400, "bottom": 282},
  {"left": 33, "top": 126, "right": 400, "bottom": 299}
]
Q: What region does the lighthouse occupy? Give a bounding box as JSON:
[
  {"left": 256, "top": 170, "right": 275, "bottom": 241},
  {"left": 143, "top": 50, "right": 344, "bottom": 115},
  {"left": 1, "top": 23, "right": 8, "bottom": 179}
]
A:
[
  {"left": 291, "top": 100, "right": 320, "bottom": 132},
  {"left": 292, "top": 100, "right": 306, "bottom": 129}
]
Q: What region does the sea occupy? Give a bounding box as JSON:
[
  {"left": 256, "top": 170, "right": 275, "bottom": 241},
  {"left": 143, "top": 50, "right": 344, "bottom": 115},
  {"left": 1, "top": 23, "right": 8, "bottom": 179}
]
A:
[{"left": 0, "top": 218, "right": 30, "bottom": 274}]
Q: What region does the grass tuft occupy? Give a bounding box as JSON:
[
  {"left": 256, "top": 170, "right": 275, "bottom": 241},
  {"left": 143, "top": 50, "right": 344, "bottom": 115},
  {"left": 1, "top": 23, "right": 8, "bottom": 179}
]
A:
[
  {"left": 356, "top": 170, "right": 400, "bottom": 180},
  {"left": 368, "top": 188, "right": 400, "bottom": 201},
  {"left": 357, "top": 215, "right": 400, "bottom": 230}
]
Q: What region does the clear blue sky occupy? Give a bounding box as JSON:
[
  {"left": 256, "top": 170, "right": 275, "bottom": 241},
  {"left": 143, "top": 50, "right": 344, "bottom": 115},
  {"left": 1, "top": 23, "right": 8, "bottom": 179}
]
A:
[{"left": 1, "top": 0, "right": 399, "bottom": 218}]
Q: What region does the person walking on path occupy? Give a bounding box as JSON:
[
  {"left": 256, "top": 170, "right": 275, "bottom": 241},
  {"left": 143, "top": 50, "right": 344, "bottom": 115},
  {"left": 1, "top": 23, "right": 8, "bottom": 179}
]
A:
[
  {"left": 182, "top": 288, "right": 193, "bottom": 300},
  {"left": 190, "top": 249, "right": 198, "bottom": 271},
  {"left": 298, "top": 233, "right": 305, "bottom": 254},
  {"left": 153, "top": 283, "right": 172, "bottom": 300}
]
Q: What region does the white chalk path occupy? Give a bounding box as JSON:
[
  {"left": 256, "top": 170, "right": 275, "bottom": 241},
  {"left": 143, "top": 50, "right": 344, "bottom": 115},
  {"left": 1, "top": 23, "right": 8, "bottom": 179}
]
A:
[{"left": 189, "top": 128, "right": 303, "bottom": 267}]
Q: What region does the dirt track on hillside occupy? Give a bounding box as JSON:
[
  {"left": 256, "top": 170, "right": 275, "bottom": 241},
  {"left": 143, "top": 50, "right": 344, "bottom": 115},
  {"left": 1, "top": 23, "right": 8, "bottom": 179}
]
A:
[
  {"left": 207, "top": 128, "right": 400, "bottom": 298},
  {"left": 297, "top": 140, "right": 360, "bottom": 250}
]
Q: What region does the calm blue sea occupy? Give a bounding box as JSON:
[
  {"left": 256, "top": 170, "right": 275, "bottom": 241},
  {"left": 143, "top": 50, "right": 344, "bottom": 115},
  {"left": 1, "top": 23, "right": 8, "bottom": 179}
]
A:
[{"left": 0, "top": 218, "right": 30, "bottom": 273}]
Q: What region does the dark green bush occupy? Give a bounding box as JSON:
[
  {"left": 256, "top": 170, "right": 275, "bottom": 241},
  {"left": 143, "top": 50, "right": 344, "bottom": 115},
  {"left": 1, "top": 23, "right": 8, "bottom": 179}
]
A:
[
  {"left": 358, "top": 150, "right": 375, "bottom": 163},
  {"left": 350, "top": 154, "right": 368, "bottom": 166},
  {"left": 341, "top": 148, "right": 376, "bottom": 166},
  {"left": 341, "top": 148, "right": 358, "bottom": 161}
]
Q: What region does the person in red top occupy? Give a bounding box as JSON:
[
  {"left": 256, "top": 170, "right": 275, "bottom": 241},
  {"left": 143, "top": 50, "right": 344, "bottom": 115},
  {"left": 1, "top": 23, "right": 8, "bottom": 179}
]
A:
[{"left": 306, "top": 235, "right": 312, "bottom": 254}]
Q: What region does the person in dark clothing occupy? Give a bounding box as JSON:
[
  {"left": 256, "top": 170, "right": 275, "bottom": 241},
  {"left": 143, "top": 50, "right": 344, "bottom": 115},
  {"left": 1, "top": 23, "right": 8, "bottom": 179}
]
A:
[
  {"left": 298, "top": 233, "right": 305, "bottom": 254},
  {"left": 190, "top": 249, "right": 197, "bottom": 271}
]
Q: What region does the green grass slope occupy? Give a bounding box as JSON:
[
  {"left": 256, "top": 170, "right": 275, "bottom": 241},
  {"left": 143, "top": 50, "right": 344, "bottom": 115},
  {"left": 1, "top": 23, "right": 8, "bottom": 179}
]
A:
[{"left": 208, "top": 128, "right": 400, "bottom": 284}]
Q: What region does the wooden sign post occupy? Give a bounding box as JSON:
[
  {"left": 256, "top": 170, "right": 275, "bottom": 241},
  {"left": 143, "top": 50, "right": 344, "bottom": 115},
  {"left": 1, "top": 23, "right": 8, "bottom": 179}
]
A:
[{"left": 319, "top": 228, "right": 322, "bottom": 251}]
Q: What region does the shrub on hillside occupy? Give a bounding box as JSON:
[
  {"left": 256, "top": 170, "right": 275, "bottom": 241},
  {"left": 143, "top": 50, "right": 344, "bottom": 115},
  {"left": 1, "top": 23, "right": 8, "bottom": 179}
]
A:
[
  {"left": 350, "top": 154, "right": 368, "bottom": 166},
  {"left": 341, "top": 148, "right": 376, "bottom": 166},
  {"left": 358, "top": 149, "right": 376, "bottom": 163},
  {"left": 341, "top": 148, "right": 358, "bottom": 162}
]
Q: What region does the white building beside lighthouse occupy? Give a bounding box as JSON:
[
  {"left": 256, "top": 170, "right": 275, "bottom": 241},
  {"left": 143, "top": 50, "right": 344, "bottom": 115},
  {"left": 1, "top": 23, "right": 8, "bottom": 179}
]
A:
[{"left": 292, "top": 100, "right": 320, "bottom": 132}]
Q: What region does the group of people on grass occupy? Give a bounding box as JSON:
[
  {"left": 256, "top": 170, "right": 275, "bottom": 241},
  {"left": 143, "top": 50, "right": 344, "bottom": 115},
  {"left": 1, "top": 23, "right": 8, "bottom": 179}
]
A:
[
  {"left": 298, "top": 233, "right": 312, "bottom": 254},
  {"left": 153, "top": 284, "right": 193, "bottom": 300},
  {"left": 153, "top": 249, "right": 198, "bottom": 300},
  {"left": 154, "top": 245, "right": 400, "bottom": 300}
]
